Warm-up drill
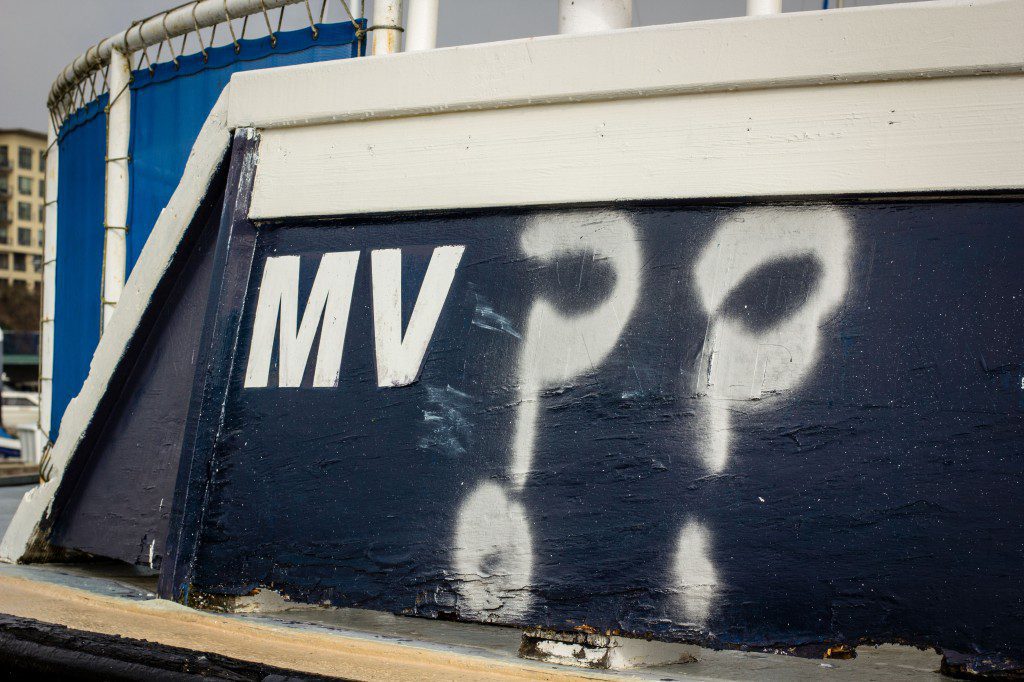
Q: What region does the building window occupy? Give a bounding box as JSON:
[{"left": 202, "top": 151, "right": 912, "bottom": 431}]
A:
[
  {"left": 38, "top": 230, "right": 44, "bottom": 246},
  {"left": 0, "top": 145, "right": 8, "bottom": 165},
  {"left": 38, "top": 180, "right": 45, "bottom": 198},
  {"left": 0, "top": 254, "right": 8, "bottom": 269},
  {"left": 17, "top": 177, "right": 32, "bottom": 195},
  {"left": 38, "top": 150, "right": 46, "bottom": 172},
  {"left": 32, "top": 255, "right": 42, "bottom": 273},
  {"left": 0, "top": 201, "right": 7, "bottom": 220},
  {"left": 17, "top": 202, "right": 31, "bottom": 221},
  {"left": 0, "top": 227, "right": 7, "bottom": 243},
  {"left": 17, "top": 228, "right": 31, "bottom": 246},
  {"left": 17, "top": 147, "right": 32, "bottom": 170},
  {"left": 13, "top": 254, "right": 26, "bottom": 271},
  {"left": 37, "top": 205, "right": 44, "bottom": 223}
]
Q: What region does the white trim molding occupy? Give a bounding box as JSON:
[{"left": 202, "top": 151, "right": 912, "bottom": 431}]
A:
[
  {"left": 249, "top": 74, "right": 1024, "bottom": 219},
  {"left": 228, "top": 0, "right": 1024, "bottom": 130}
]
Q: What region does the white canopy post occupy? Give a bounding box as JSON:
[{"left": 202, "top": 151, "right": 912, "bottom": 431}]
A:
[
  {"left": 747, "top": 0, "right": 782, "bottom": 16},
  {"left": 101, "top": 47, "right": 131, "bottom": 332},
  {"left": 405, "top": 0, "right": 438, "bottom": 51},
  {"left": 558, "top": 0, "right": 632, "bottom": 34},
  {"left": 39, "top": 119, "right": 59, "bottom": 441},
  {"left": 371, "top": 0, "right": 404, "bottom": 55}
]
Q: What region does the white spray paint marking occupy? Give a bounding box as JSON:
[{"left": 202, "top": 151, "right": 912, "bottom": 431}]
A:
[
  {"left": 244, "top": 251, "right": 360, "bottom": 388},
  {"left": 372, "top": 245, "right": 465, "bottom": 388},
  {"left": 510, "top": 211, "right": 642, "bottom": 487},
  {"left": 673, "top": 520, "right": 719, "bottom": 626},
  {"left": 148, "top": 539, "right": 156, "bottom": 569},
  {"left": 672, "top": 207, "right": 852, "bottom": 627},
  {"left": 454, "top": 210, "right": 641, "bottom": 620},
  {"left": 693, "top": 207, "right": 852, "bottom": 472},
  {"left": 452, "top": 482, "right": 533, "bottom": 620}
]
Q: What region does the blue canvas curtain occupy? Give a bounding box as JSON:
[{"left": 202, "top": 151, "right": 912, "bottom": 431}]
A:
[
  {"left": 52, "top": 96, "right": 107, "bottom": 438},
  {"left": 51, "top": 20, "right": 363, "bottom": 438},
  {"left": 126, "top": 21, "right": 364, "bottom": 272}
]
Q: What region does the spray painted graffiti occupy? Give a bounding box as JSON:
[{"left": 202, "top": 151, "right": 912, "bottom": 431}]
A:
[
  {"left": 454, "top": 211, "right": 642, "bottom": 619},
  {"left": 675, "top": 207, "right": 852, "bottom": 624},
  {"left": 240, "top": 206, "right": 855, "bottom": 625},
  {"left": 447, "top": 207, "right": 851, "bottom": 625},
  {"left": 191, "top": 201, "right": 1023, "bottom": 657},
  {"left": 693, "top": 208, "right": 852, "bottom": 473}
]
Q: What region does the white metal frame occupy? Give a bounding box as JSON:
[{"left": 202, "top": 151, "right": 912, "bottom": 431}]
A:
[
  {"left": 5, "top": 0, "right": 1023, "bottom": 564},
  {"left": 101, "top": 49, "right": 132, "bottom": 332},
  {"left": 39, "top": 121, "right": 59, "bottom": 443}
]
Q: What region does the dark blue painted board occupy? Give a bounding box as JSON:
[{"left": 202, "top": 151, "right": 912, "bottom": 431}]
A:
[
  {"left": 48, "top": 154, "right": 229, "bottom": 567},
  {"left": 187, "top": 201, "right": 1024, "bottom": 657}
]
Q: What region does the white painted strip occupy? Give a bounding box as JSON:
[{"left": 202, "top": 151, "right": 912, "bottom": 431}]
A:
[
  {"left": 250, "top": 74, "right": 1024, "bottom": 219},
  {"left": 228, "top": 0, "right": 1024, "bottom": 130},
  {"left": 0, "top": 90, "right": 232, "bottom": 564},
  {"left": 101, "top": 48, "right": 131, "bottom": 332}
]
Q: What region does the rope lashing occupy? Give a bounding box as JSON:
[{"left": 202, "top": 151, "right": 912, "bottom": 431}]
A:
[
  {"left": 224, "top": 0, "right": 242, "bottom": 53},
  {"left": 162, "top": 12, "right": 181, "bottom": 68},
  {"left": 132, "top": 21, "right": 155, "bottom": 74},
  {"left": 192, "top": 1, "right": 210, "bottom": 61},
  {"left": 259, "top": 0, "right": 278, "bottom": 47},
  {"left": 303, "top": 0, "right": 320, "bottom": 39},
  {"left": 337, "top": 0, "right": 366, "bottom": 39}
]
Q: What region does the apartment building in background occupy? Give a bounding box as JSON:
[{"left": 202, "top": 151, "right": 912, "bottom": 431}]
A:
[{"left": 0, "top": 129, "right": 46, "bottom": 291}]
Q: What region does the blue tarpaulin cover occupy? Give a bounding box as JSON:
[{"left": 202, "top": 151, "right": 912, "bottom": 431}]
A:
[
  {"left": 51, "top": 21, "right": 363, "bottom": 437},
  {"left": 126, "top": 21, "right": 363, "bottom": 272},
  {"left": 52, "top": 96, "right": 107, "bottom": 438}
]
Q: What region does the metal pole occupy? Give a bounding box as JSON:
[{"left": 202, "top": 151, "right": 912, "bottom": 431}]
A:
[
  {"left": 101, "top": 48, "right": 131, "bottom": 332},
  {"left": 39, "top": 119, "right": 59, "bottom": 440},
  {"left": 371, "top": 0, "right": 404, "bottom": 55},
  {"left": 746, "top": 0, "right": 782, "bottom": 16},
  {"left": 405, "top": 0, "right": 438, "bottom": 52},
  {"left": 558, "top": 0, "right": 632, "bottom": 34}
]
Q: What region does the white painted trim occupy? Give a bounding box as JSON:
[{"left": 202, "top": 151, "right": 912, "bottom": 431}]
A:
[
  {"left": 0, "top": 90, "right": 232, "bottom": 563},
  {"left": 101, "top": 48, "right": 131, "bottom": 332},
  {"left": 39, "top": 120, "right": 59, "bottom": 441},
  {"left": 228, "top": 0, "right": 1024, "bottom": 130},
  {"left": 250, "top": 74, "right": 1024, "bottom": 219}
]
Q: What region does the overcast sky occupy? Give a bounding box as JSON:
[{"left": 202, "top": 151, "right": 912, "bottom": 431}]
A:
[{"left": 0, "top": 0, "right": 921, "bottom": 131}]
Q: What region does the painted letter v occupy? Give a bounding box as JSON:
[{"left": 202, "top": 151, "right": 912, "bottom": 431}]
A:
[{"left": 371, "top": 245, "right": 465, "bottom": 388}]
